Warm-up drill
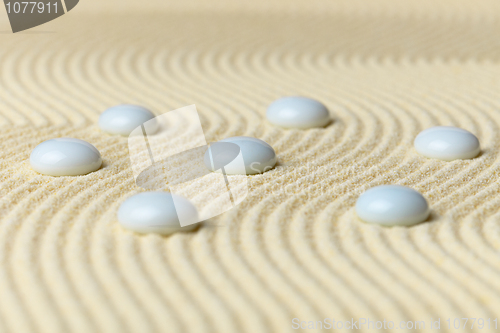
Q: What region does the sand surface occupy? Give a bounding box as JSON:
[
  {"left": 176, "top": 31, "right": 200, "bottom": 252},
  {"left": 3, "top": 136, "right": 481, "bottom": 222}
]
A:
[{"left": 1, "top": 0, "right": 500, "bottom": 332}]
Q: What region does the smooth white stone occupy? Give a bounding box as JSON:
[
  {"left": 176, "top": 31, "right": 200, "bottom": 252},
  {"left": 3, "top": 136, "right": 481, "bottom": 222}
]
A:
[
  {"left": 266, "top": 96, "right": 330, "bottom": 129},
  {"left": 414, "top": 126, "right": 480, "bottom": 161},
  {"left": 118, "top": 192, "right": 199, "bottom": 235},
  {"left": 30, "top": 138, "right": 102, "bottom": 176},
  {"left": 356, "top": 185, "right": 430, "bottom": 226},
  {"left": 205, "top": 136, "right": 277, "bottom": 175},
  {"left": 99, "top": 104, "right": 159, "bottom": 136}
]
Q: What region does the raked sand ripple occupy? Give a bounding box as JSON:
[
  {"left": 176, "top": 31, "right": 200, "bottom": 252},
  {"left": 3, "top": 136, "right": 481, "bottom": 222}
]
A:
[{"left": 1, "top": 0, "right": 500, "bottom": 332}]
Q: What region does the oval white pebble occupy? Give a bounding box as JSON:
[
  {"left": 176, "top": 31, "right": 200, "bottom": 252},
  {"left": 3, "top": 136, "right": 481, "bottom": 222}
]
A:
[
  {"left": 266, "top": 96, "right": 330, "bottom": 129},
  {"left": 204, "top": 136, "right": 277, "bottom": 175},
  {"left": 356, "top": 185, "right": 430, "bottom": 226},
  {"left": 30, "top": 138, "right": 102, "bottom": 176},
  {"left": 99, "top": 104, "right": 159, "bottom": 136},
  {"left": 118, "top": 192, "right": 199, "bottom": 235},
  {"left": 414, "top": 126, "right": 480, "bottom": 161}
]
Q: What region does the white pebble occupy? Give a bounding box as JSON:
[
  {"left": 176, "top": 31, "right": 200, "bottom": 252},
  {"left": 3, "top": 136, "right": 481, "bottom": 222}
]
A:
[
  {"left": 99, "top": 104, "right": 159, "bottom": 136},
  {"left": 414, "top": 126, "right": 480, "bottom": 161},
  {"left": 266, "top": 96, "right": 330, "bottom": 129},
  {"left": 30, "top": 138, "right": 102, "bottom": 176},
  {"left": 356, "top": 185, "right": 430, "bottom": 226},
  {"left": 118, "top": 192, "right": 199, "bottom": 235},
  {"left": 205, "top": 136, "right": 277, "bottom": 175}
]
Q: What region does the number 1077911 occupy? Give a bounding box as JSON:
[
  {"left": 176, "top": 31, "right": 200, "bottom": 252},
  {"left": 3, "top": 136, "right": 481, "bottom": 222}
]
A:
[{"left": 5, "top": 2, "right": 58, "bottom": 14}]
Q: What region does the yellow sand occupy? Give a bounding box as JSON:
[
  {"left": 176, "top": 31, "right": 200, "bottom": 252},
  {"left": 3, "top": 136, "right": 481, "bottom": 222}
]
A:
[{"left": 1, "top": 0, "right": 500, "bottom": 332}]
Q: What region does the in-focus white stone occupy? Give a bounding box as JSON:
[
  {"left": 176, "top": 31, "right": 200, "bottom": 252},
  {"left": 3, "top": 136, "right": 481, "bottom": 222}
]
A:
[
  {"left": 356, "top": 185, "right": 430, "bottom": 226},
  {"left": 118, "top": 192, "right": 199, "bottom": 235},
  {"left": 30, "top": 138, "right": 102, "bottom": 176},
  {"left": 205, "top": 136, "right": 277, "bottom": 175},
  {"left": 266, "top": 96, "right": 330, "bottom": 129},
  {"left": 414, "top": 126, "right": 480, "bottom": 161},
  {"left": 99, "top": 104, "right": 159, "bottom": 136}
]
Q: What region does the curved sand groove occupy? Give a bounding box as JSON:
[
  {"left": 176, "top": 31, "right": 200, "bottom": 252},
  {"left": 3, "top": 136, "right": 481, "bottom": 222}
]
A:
[
  {"left": 225, "top": 96, "right": 428, "bottom": 326},
  {"left": 203, "top": 32, "right": 500, "bottom": 326},
  {"left": 352, "top": 76, "right": 500, "bottom": 316}
]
